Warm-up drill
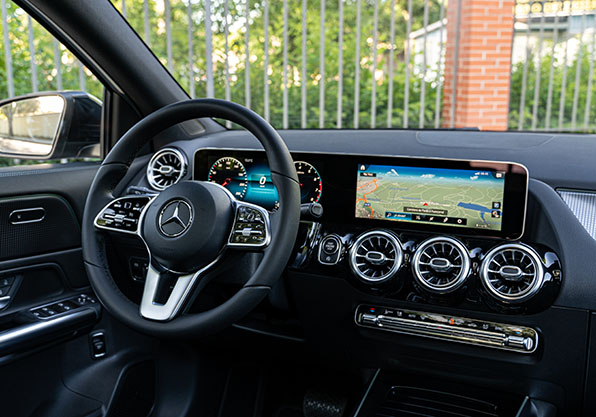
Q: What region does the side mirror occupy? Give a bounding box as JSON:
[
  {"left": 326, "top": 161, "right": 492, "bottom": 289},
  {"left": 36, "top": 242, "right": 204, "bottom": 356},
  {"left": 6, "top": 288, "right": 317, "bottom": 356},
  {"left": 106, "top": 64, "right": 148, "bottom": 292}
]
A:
[{"left": 0, "top": 91, "right": 101, "bottom": 160}]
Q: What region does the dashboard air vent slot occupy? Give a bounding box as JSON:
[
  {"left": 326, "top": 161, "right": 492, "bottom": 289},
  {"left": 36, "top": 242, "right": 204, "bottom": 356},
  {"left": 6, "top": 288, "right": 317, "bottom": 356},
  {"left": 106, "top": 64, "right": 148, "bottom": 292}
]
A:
[
  {"left": 146, "top": 148, "right": 187, "bottom": 191},
  {"left": 376, "top": 386, "right": 500, "bottom": 417},
  {"left": 349, "top": 230, "right": 403, "bottom": 283},
  {"left": 480, "top": 243, "right": 544, "bottom": 303},
  {"left": 412, "top": 236, "right": 470, "bottom": 294}
]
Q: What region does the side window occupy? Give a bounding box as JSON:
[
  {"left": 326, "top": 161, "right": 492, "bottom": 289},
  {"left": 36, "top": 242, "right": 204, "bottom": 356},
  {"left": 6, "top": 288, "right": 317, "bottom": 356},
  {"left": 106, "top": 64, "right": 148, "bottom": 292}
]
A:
[{"left": 0, "top": 0, "right": 103, "bottom": 168}]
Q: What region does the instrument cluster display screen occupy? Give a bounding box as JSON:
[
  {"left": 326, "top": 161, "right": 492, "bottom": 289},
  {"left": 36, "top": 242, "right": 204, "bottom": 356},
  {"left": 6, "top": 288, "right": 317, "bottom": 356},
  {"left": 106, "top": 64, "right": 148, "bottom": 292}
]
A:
[
  {"left": 195, "top": 149, "right": 528, "bottom": 239},
  {"left": 199, "top": 151, "right": 323, "bottom": 211},
  {"left": 355, "top": 164, "right": 507, "bottom": 232}
]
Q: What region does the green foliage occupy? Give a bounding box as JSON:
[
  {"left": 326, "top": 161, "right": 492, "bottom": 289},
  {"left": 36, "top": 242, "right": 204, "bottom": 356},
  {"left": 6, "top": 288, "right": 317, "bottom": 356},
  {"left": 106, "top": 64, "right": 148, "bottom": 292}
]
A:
[
  {"left": 509, "top": 39, "right": 596, "bottom": 133},
  {"left": 0, "top": 1, "right": 103, "bottom": 99},
  {"left": 111, "top": 0, "right": 445, "bottom": 129}
]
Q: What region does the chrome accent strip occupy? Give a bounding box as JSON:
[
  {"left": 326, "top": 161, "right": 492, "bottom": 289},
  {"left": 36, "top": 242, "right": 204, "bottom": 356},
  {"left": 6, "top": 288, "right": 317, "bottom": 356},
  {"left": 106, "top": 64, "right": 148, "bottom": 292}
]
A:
[
  {"left": 9, "top": 207, "right": 46, "bottom": 225},
  {"left": 0, "top": 308, "right": 97, "bottom": 355},
  {"left": 480, "top": 243, "right": 545, "bottom": 303},
  {"left": 411, "top": 236, "right": 471, "bottom": 294},
  {"left": 354, "top": 305, "right": 538, "bottom": 354}
]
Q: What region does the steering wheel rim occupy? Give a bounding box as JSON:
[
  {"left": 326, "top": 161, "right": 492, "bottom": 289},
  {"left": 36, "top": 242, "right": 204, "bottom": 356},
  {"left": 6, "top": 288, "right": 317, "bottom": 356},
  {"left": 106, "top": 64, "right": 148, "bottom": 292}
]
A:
[{"left": 81, "top": 98, "right": 301, "bottom": 338}]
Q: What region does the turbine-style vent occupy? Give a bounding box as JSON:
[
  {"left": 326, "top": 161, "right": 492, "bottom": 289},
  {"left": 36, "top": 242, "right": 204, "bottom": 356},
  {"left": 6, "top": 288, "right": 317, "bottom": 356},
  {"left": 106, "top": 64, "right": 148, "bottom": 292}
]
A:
[
  {"left": 412, "top": 236, "right": 471, "bottom": 294},
  {"left": 147, "top": 148, "right": 187, "bottom": 191},
  {"left": 480, "top": 243, "right": 545, "bottom": 303},
  {"left": 349, "top": 230, "right": 403, "bottom": 283}
]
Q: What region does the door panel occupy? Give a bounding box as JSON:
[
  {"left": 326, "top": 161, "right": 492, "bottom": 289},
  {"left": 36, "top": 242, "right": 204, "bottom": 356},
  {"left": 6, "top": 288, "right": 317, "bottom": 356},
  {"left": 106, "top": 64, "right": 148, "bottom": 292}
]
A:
[
  {"left": 0, "top": 164, "right": 162, "bottom": 417},
  {"left": 0, "top": 194, "right": 81, "bottom": 261}
]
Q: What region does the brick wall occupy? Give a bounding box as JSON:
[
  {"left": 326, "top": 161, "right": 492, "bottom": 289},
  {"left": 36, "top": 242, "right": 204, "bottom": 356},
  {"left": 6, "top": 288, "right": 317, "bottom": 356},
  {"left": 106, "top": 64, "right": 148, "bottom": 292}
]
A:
[{"left": 442, "top": 0, "right": 515, "bottom": 131}]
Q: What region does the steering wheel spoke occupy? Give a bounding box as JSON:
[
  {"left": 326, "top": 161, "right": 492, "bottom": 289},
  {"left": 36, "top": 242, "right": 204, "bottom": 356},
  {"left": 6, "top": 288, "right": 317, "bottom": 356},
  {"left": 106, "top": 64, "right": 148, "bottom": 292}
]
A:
[
  {"left": 94, "top": 195, "right": 156, "bottom": 235},
  {"left": 139, "top": 259, "right": 219, "bottom": 321},
  {"left": 227, "top": 201, "right": 271, "bottom": 250}
]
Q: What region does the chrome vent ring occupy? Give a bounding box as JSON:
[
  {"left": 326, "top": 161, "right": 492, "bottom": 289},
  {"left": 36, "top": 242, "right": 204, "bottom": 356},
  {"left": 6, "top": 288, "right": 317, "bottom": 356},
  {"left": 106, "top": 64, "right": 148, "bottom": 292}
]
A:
[
  {"left": 349, "top": 230, "right": 403, "bottom": 283},
  {"left": 480, "top": 243, "right": 545, "bottom": 303},
  {"left": 147, "top": 148, "right": 187, "bottom": 191},
  {"left": 412, "top": 236, "right": 471, "bottom": 294}
]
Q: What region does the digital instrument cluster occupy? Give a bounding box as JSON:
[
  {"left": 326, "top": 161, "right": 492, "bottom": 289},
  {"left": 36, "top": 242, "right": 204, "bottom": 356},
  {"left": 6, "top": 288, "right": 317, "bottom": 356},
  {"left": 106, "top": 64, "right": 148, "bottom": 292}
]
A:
[{"left": 200, "top": 151, "right": 322, "bottom": 210}]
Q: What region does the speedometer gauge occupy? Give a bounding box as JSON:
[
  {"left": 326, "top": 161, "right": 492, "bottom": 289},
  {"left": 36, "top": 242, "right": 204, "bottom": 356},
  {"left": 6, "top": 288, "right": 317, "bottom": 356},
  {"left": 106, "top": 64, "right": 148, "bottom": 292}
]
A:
[
  {"left": 295, "top": 161, "right": 322, "bottom": 203},
  {"left": 208, "top": 157, "right": 248, "bottom": 199}
]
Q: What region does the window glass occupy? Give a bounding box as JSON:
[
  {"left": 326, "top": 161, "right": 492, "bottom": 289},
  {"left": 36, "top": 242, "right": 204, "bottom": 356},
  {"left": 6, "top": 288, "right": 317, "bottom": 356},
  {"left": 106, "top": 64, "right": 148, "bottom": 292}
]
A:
[
  {"left": 112, "top": 0, "right": 596, "bottom": 133},
  {"left": 0, "top": 1, "right": 103, "bottom": 166}
]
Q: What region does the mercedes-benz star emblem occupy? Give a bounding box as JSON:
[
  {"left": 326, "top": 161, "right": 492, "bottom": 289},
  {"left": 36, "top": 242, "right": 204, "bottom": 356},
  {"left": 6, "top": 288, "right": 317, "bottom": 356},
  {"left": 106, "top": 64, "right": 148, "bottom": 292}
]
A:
[{"left": 158, "top": 200, "right": 193, "bottom": 237}]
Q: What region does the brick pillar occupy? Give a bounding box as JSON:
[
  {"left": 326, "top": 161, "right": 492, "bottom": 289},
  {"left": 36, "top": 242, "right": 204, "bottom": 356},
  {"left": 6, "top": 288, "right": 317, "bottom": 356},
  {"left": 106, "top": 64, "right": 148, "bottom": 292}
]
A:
[{"left": 442, "top": 0, "right": 515, "bottom": 130}]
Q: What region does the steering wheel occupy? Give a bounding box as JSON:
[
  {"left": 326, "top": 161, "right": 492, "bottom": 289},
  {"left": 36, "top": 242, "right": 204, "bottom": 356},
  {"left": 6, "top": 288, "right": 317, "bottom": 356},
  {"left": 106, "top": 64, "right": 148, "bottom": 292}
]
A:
[{"left": 81, "top": 99, "right": 301, "bottom": 338}]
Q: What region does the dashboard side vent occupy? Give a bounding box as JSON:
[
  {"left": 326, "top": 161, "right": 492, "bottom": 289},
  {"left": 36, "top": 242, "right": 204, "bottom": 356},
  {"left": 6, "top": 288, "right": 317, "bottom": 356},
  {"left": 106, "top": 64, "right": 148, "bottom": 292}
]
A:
[
  {"left": 377, "top": 386, "right": 500, "bottom": 417},
  {"left": 146, "top": 148, "right": 187, "bottom": 191},
  {"left": 349, "top": 230, "right": 403, "bottom": 283},
  {"left": 480, "top": 243, "right": 545, "bottom": 303},
  {"left": 412, "top": 236, "right": 471, "bottom": 294}
]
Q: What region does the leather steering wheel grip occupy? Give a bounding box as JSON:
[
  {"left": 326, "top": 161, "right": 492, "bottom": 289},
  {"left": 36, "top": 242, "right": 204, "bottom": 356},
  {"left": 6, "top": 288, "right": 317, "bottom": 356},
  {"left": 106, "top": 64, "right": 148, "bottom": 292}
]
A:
[{"left": 81, "top": 99, "right": 301, "bottom": 338}]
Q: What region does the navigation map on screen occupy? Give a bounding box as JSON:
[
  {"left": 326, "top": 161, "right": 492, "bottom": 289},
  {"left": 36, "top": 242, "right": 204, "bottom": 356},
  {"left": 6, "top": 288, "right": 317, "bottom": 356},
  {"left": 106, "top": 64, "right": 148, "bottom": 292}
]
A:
[{"left": 355, "top": 164, "right": 506, "bottom": 231}]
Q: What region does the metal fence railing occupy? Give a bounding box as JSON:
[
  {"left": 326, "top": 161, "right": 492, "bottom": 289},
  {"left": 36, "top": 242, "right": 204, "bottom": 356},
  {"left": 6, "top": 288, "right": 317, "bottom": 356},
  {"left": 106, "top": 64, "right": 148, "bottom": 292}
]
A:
[
  {"left": 1, "top": 0, "right": 450, "bottom": 130},
  {"left": 511, "top": 0, "right": 596, "bottom": 132},
  {"left": 0, "top": 0, "right": 103, "bottom": 100},
  {"left": 112, "top": 0, "right": 449, "bottom": 129},
  {"left": 3, "top": 0, "right": 596, "bottom": 132}
]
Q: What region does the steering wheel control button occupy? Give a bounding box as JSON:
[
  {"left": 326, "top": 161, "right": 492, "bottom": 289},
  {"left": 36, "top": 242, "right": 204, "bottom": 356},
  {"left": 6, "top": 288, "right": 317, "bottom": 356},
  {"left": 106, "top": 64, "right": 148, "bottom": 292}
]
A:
[
  {"left": 95, "top": 195, "right": 153, "bottom": 234},
  {"left": 129, "top": 257, "right": 149, "bottom": 282},
  {"left": 158, "top": 199, "right": 193, "bottom": 237},
  {"left": 355, "top": 305, "right": 538, "bottom": 354},
  {"left": 229, "top": 203, "right": 270, "bottom": 248},
  {"left": 318, "top": 235, "right": 343, "bottom": 265}
]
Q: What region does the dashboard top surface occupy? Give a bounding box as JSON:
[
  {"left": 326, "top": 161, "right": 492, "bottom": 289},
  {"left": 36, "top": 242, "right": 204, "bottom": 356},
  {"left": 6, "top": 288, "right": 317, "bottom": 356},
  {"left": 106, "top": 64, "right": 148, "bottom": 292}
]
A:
[{"left": 173, "top": 128, "right": 596, "bottom": 190}]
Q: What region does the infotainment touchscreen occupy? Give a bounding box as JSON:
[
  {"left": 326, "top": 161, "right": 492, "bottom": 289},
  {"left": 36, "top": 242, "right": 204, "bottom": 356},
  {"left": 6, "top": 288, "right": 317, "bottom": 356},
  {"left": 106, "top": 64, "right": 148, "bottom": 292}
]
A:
[{"left": 355, "top": 164, "right": 507, "bottom": 232}]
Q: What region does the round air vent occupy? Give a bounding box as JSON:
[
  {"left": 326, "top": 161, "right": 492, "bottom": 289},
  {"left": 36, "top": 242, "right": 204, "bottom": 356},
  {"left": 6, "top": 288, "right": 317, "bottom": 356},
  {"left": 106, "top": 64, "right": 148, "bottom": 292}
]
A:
[
  {"left": 480, "top": 243, "right": 545, "bottom": 303},
  {"left": 411, "top": 236, "right": 471, "bottom": 294},
  {"left": 146, "top": 148, "right": 187, "bottom": 191},
  {"left": 349, "top": 230, "right": 403, "bottom": 283}
]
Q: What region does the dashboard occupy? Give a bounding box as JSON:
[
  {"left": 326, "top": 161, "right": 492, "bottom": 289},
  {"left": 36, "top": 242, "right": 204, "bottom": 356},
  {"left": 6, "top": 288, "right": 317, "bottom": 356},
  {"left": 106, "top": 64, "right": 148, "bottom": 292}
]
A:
[{"left": 121, "top": 128, "right": 596, "bottom": 415}]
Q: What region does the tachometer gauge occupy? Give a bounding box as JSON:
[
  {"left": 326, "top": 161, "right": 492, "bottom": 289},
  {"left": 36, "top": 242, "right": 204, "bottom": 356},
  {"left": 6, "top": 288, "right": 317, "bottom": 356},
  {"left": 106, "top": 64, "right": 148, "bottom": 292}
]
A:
[
  {"left": 208, "top": 157, "right": 248, "bottom": 199},
  {"left": 295, "top": 161, "right": 322, "bottom": 203}
]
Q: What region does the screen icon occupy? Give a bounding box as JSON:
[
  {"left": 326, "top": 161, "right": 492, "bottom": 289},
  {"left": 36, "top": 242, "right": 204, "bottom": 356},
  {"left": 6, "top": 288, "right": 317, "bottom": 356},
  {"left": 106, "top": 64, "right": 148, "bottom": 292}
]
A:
[
  {"left": 491, "top": 210, "right": 501, "bottom": 218},
  {"left": 492, "top": 201, "right": 501, "bottom": 210}
]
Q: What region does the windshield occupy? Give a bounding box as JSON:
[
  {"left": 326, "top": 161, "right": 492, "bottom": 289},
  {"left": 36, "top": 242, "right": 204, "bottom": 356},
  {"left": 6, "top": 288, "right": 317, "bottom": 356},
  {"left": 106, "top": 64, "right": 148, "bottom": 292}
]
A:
[{"left": 110, "top": 0, "right": 595, "bottom": 133}]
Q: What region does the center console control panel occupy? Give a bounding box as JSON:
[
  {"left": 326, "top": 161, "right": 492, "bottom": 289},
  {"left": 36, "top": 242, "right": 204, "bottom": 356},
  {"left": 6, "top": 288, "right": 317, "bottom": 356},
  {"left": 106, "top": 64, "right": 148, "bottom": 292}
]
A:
[{"left": 355, "top": 305, "right": 538, "bottom": 353}]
